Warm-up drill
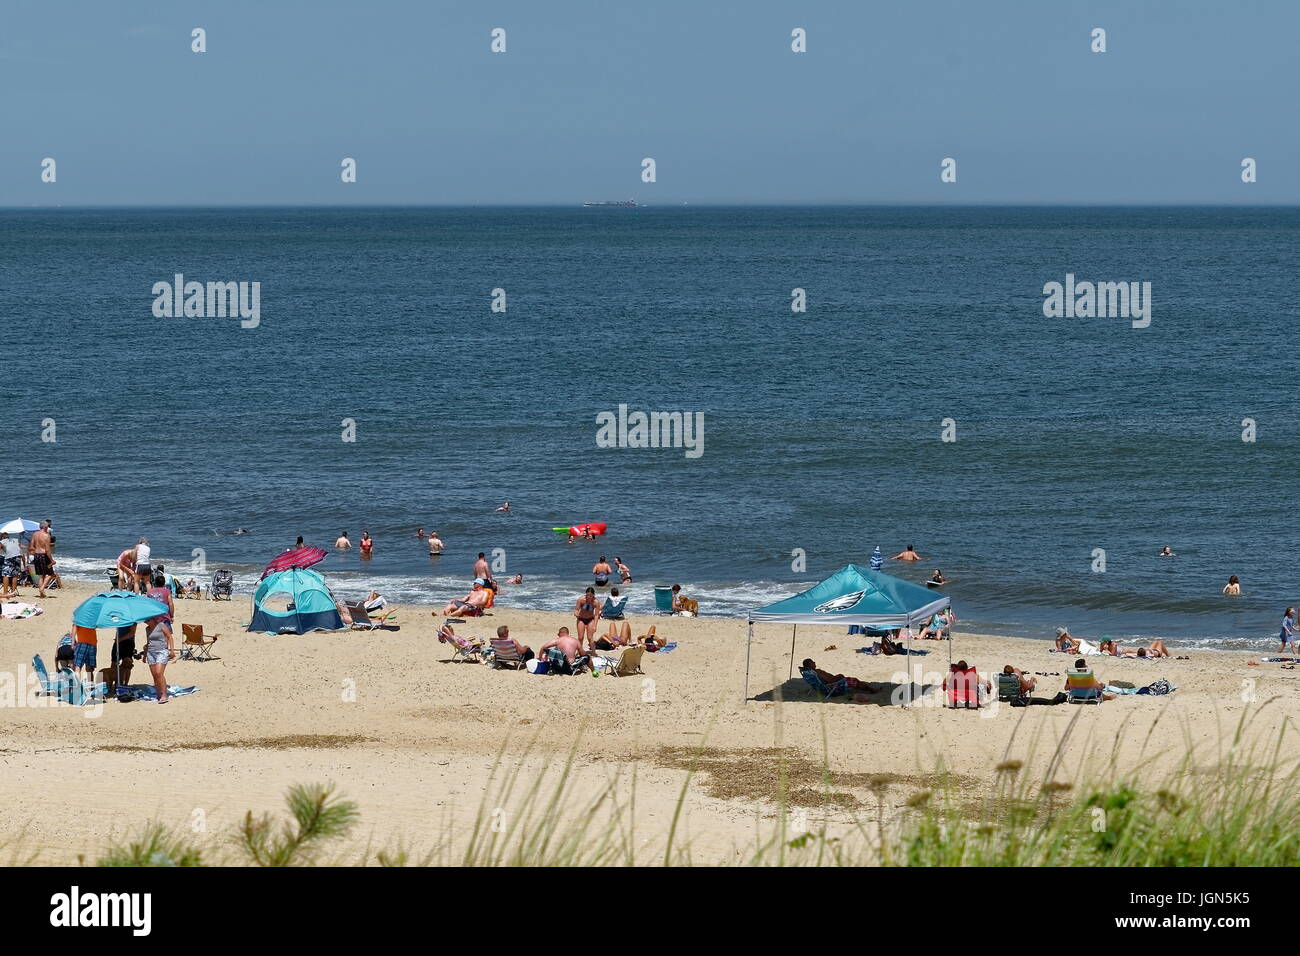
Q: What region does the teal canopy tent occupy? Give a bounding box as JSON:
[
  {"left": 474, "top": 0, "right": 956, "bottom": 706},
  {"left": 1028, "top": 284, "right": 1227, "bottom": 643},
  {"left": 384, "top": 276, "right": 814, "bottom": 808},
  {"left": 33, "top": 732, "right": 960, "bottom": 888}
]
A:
[
  {"left": 745, "top": 564, "right": 951, "bottom": 704},
  {"left": 248, "top": 568, "right": 344, "bottom": 635}
]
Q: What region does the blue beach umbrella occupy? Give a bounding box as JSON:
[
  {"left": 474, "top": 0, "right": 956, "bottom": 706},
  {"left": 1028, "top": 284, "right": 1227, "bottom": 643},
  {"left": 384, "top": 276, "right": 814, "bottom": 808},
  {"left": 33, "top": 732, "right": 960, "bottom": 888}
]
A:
[
  {"left": 869, "top": 546, "right": 884, "bottom": 572},
  {"left": 0, "top": 518, "right": 40, "bottom": 535},
  {"left": 72, "top": 590, "right": 168, "bottom": 629}
]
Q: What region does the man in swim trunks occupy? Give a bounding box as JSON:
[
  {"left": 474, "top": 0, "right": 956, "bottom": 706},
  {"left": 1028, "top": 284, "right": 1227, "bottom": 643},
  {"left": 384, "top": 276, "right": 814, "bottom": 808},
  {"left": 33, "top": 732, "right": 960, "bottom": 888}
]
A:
[
  {"left": 111, "top": 623, "right": 138, "bottom": 690},
  {"left": 538, "top": 627, "right": 583, "bottom": 671},
  {"left": 442, "top": 581, "right": 490, "bottom": 617},
  {"left": 592, "top": 556, "right": 612, "bottom": 587},
  {"left": 891, "top": 544, "right": 923, "bottom": 561},
  {"left": 474, "top": 552, "right": 491, "bottom": 582},
  {"left": 574, "top": 587, "right": 601, "bottom": 648},
  {"left": 28, "top": 521, "right": 55, "bottom": 597},
  {"left": 335, "top": 532, "right": 351, "bottom": 549},
  {"left": 427, "top": 531, "right": 444, "bottom": 555}
]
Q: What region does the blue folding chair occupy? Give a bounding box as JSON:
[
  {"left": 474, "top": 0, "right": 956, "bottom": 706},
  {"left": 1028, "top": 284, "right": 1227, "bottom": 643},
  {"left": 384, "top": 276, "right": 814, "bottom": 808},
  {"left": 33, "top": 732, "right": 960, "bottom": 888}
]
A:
[{"left": 799, "top": 668, "right": 849, "bottom": 701}]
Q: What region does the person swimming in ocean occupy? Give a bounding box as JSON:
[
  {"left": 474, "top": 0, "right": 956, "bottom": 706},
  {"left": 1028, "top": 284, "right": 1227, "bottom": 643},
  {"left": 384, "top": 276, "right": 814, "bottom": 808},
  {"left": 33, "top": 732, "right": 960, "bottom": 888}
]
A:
[
  {"left": 1223, "top": 575, "right": 1241, "bottom": 596},
  {"left": 1159, "top": 546, "right": 1174, "bottom": 557},
  {"left": 892, "top": 544, "right": 923, "bottom": 561},
  {"left": 928, "top": 569, "right": 946, "bottom": 585},
  {"left": 496, "top": 501, "right": 511, "bottom": 513}
]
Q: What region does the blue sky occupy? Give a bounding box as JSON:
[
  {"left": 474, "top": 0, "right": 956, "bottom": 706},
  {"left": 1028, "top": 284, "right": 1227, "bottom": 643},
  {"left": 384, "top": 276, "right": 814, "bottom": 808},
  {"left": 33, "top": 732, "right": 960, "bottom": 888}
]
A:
[{"left": 1, "top": 0, "right": 1295, "bottom": 205}]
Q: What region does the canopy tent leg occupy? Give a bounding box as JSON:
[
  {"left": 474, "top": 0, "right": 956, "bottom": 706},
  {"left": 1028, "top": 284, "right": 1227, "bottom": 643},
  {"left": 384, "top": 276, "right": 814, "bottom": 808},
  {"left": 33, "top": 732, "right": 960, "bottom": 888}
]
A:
[
  {"left": 788, "top": 625, "right": 797, "bottom": 679},
  {"left": 744, "top": 620, "right": 753, "bottom": 704}
]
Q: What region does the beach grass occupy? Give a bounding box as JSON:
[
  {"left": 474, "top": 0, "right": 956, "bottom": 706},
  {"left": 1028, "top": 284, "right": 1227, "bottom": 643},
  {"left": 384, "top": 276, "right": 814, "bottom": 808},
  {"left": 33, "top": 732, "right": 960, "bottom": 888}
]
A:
[{"left": 58, "top": 694, "right": 1298, "bottom": 868}]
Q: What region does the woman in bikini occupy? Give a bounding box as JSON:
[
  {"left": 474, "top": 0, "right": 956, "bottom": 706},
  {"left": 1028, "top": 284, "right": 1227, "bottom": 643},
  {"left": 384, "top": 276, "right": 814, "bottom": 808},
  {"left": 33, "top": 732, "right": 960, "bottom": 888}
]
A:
[{"left": 574, "top": 587, "right": 601, "bottom": 648}]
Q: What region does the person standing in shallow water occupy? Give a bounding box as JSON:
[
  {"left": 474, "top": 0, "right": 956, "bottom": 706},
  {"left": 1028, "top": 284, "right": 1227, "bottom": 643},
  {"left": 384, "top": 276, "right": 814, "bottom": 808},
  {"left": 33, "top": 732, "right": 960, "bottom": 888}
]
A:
[
  {"left": 1223, "top": 575, "right": 1241, "bottom": 596},
  {"left": 892, "top": 544, "right": 922, "bottom": 562},
  {"left": 359, "top": 532, "right": 373, "bottom": 558}
]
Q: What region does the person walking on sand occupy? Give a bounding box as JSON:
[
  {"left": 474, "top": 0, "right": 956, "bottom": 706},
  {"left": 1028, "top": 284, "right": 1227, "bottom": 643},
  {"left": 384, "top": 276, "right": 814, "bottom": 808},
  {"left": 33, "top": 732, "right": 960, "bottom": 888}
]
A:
[
  {"left": 892, "top": 544, "right": 922, "bottom": 562},
  {"left": 1223, "top": 575, "right": 1241, "bottom": 596},
  {"left": 335, "top": 531, "right": 351, "bottom": 549},
  {"left": 427, "top": 531, "right": 444, "bottom": 555},
  {"left": 1279, "top": 608, "right": 1297, "bottom": 655},
  {"left": 144, "top": 611, "right": 175, "bottom": 703},
  {"left": 28, "top": 521, "right": 55, "bottom": 597}
]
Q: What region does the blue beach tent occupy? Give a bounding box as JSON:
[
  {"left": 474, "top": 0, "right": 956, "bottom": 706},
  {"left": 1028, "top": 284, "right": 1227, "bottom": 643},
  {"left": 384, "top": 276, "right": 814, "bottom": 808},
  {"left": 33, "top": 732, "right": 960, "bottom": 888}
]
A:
[
  {"left": 745, "top": 564, "right": 951, "bottom": 703},
  {"left": 248, "top": 568, "right": 344, "bottom": 635}
]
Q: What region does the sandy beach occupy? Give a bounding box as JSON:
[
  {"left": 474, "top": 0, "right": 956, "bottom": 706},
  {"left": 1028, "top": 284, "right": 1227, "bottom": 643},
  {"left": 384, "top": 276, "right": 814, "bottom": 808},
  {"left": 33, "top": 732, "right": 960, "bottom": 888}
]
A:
[{"left": 2, "top": 583, "right": 1297, "bottom": 865}]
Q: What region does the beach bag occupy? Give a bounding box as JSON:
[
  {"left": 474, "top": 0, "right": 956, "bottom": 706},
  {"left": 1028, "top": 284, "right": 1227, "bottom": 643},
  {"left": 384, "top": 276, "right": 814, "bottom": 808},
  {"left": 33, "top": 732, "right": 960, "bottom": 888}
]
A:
[
  {"left": 1143, "top": 678, "right": 1171, "bottom": 696},
  {"left": 526, "top": 659, "right": 549, "bottom": 675}
]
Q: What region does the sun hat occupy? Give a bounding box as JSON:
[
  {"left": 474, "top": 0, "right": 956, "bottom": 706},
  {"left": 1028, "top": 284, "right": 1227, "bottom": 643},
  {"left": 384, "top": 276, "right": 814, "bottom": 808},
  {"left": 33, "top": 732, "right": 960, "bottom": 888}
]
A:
[{"left": 1056, "top": 627, "right": 1068, "bottom": 637}]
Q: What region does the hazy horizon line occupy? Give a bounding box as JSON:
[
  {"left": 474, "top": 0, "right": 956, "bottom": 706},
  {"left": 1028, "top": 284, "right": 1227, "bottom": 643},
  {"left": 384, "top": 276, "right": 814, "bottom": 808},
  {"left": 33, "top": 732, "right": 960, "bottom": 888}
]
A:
[{"left": 5, "top": 201, "right": 1300, "bottom": 211}]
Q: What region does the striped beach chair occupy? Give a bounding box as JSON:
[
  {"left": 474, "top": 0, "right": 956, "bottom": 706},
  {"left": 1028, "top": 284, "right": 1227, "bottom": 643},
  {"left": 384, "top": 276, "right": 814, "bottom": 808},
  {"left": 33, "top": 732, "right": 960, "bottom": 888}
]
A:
[
  {"left": 438, "top": 625, "right": 483, "bottom": 664},
  {"left": 489, "top": 638, "right": 528, "bottom": 670},
  {"left": 1066, "top": 668, "right": 1103, "bottom": 704}
]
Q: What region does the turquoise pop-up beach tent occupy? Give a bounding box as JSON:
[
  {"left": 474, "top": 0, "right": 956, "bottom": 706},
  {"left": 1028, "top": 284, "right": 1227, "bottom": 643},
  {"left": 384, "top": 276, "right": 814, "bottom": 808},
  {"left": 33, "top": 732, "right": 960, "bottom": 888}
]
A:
[
  {"left": 248, "top": 568, "right": 344, "bottom": 635},
  {"left": 745, "top": 564, "right": 951, "bottom": 704}
]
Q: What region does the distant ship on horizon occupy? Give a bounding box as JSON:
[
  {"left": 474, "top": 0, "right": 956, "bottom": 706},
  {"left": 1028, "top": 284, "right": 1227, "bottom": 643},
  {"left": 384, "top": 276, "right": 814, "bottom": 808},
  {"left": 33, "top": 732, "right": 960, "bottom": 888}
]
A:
[{"left": 583, "top": 199, "right": 639, "bottom": 207}]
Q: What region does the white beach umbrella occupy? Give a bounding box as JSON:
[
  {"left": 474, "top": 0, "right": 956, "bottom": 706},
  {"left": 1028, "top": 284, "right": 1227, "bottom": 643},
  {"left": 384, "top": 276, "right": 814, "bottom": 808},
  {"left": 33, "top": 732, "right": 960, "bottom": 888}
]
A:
[{"left": 0, "top": 518, "right": 39, "bottom": 535}]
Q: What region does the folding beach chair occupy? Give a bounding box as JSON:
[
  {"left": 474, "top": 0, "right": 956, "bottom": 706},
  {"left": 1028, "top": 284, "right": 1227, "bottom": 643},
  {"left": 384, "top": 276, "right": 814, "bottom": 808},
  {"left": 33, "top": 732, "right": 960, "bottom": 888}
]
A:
[
  {"left": 1066, "top": 668, "right": 1103, "bottom": 704},
  {"left": 32, "top": 654, "right": 105, "bottom": 705},
  {"left": 438, "top": 625, "right": 484, "bottom": 663},
  {"left": 179, "top": 624, "right": 220, "bottom": 662},
  {"left": 346, "top": 603, "right": 400, "bottom": 632},
  {"left": 606, "top": 644, "right": 645, "bottom": 677},
  {"left": 996, "top": 672, "right": 1027, "bottom": 703},
  {"left": 210, "top": 569, "right": 234, "bottom": 601},
  {"left": 945, "top": 666, "right": 981, "bottom": 709},
  {"left": 799, "top": 667, "right": 848, "bottom": 701},
  {"left": 489, "top": 638, "right": 528, "bottom": 670},
  {"left": 653, "top": 586, "right": 674, "bottom": 615}
]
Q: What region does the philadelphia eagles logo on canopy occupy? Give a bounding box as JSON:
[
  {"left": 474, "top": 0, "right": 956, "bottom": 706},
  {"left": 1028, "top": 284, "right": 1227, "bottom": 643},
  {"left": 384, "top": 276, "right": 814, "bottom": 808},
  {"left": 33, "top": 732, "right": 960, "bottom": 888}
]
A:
[{"left": 814, "top": 589, "right": 866, "bottom": 613}]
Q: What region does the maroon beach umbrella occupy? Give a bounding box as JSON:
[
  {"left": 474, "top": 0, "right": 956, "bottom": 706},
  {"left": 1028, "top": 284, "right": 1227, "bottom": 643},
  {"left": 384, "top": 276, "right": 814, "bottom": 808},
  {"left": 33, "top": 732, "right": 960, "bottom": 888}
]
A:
[{"left": 261, "top": 546, "right": 329, "bottom": 580}]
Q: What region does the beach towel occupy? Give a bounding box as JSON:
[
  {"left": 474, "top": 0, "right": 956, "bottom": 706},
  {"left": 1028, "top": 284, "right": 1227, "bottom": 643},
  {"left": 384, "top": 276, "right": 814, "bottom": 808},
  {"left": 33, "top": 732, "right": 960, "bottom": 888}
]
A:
[
  {"left": 1, "top": 602, "right": 43, "bottom": 620},
  {"left": 656, "top": 642, "right": 678, "bottom": 654},
  {"left": 116, "top": 684, "right": 200, "bottom": 702},
  {"left": 1260, "top": 657, "right": 1298, "bottom": 663},
  {"left": 1104, "top": 685, "right": 1139, "bottom": 695}
]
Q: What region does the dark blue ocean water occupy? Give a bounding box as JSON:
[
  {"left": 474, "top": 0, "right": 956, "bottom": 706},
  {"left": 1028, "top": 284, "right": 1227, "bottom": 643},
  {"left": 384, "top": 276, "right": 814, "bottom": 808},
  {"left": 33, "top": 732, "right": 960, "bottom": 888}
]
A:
[{"left": 3, "top": 206, "right": 1297, "bottom": 647}]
